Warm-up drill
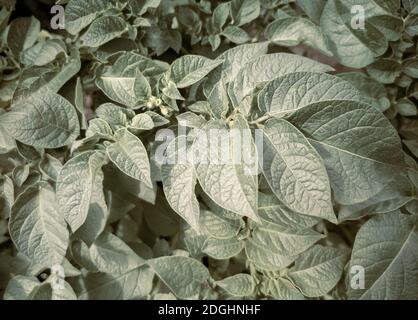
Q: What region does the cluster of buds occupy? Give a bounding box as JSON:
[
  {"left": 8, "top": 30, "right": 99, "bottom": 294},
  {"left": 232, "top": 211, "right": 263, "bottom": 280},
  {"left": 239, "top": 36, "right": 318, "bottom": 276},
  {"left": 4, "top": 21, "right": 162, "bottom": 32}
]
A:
[
  {"left": 145, "top": 96, "right": 173, "bottom": 117},
  {"left": 146, "top": 96, "right": 162, "bottom": 109}
]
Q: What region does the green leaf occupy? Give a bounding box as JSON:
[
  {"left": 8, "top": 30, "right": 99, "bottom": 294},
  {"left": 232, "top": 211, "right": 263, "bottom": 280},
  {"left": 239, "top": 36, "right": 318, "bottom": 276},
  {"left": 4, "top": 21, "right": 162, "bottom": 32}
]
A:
[
  {"left": 23, "top": 48, "right": 82, "bottom": 97},
  {"left": 0, "top": 121, "right": 16, "bottom": 153},
  {"left": 262, "top": 277, "right": 304, "bottom": 300},
  {"left": 296, "top": 0, "right": 327, "bottom": 24},
  {"left": 200, "top": 209, "right": 242, "bottom": 239},
  {"left": 72, "top": 232, "right": 144, "bottom": 273},
  {"left": 405, "top": 13, "right": 418, "bottom": 36},
  {"left": 338, "top": 72, "right": 390, "bottom": 112},
  {"left": 65, "top": 0, "right": 117, "bottom": 35},
  {"left": 229, "top": 53, "right": 334, "bottom": 107},
  {"left": 397, "top": 98, "right": 417, "bottom": 117},
  {"left": 265, "top": 17, "right": 332, "bottom": 56},
  {"left": 222, "top": 26, "right": 250, "bottom": 44},
  {"left": 176, "top": 112, "right": 206, "bottom": 128},
  {"left": 320, "top": 0, "right": 400, "bottom": 68},
  {"left": 207, "top": 81, "right": 230, "bottom": 118},
  {"left": 73, "top": 172, "right": 108, "bottom": 245},
  {"left": 212, "top": 2, "right": 230, "bottom": 31},
  {"left": 12, "top": 165, "right": 30, "bottom": 188},
  {"left": 251, "top": 221, "right": 324, "bottom": 258},
  {"left": 148, "top": 256, "right": 211, "bottom": 299},
  {"left": 202, "top": 237, "right": 244, "bottom": 259},
  {"left": 79, "top": 265, "right": 154, "bottom": 300},
  {"left": 162, "top": 137, "right": 199, "bottom": 229},
  {"left": 30, "top": 281, "right": 77, "bottom": 300},
  {"left": 39, "top": 154, "right": 63, "bottom": 182},
  {"left": 74, "top": 77, "right": 88, "bottom": 130},
  {"left": 169, "top": 55, "right": 223, "bottom": 89},
  {"left": 288, "top": 100, "right": 405, "bottom": 205},
  {"left": 130, "top": 113, "right": 154, "bottom": 131},
  {"left": 0, "top": 92, "right": 80, "bottom": 148},
  {"left": 231, "top": 0, "right": 260, "bottom": 26},
  {"left": 21, "top": 39, "right": 66, "bottom": 66},
  {"left": 338, "top": 173, "right": 414, "bottom": 222},
  {"left": 106, "top": 128, "right": 152, "bottom": 188},
  {"left": 258, "top": 72, "right": 361, "bottom": 115},
  {"left": 128, "top": 0, "right": 161, "bottom": 16},
  {"left": 194, "top": 117, "right": 259, "bottom": 222},
  {"left": 288, "top": 245, "right": 349, "bottom": 297},
  {"left": 9, "top": 182, "right": 69, "bottom": 268},
  {"left": 81, "top": 15, "right": 129, "bottom": 48},
  {"left": 3, "top": 276, "right": 40, "bottom": 300},
  {"left": 245, "top": 238, "right": 294, "bottom": 271},
  {"left": 403, "top": 0, "right": 418, "bottom": 12},
  {"left": 86, "top": 118, "right": 114, "bottom": 139},
  {"left": 177, "top": 7, "right": 201, "bottom": 34},
  {"left": 216, "top": 274, "right": 255, "bottom": 297},
  {"left": 403, "top": 58, "right": 418, "bottom": 79},
  {"left": 145, "top": 27, "right": 182, "bottom": 56},
  {"left": 204, "top": 42, "right": 269, "bottom": 92},
  {"left": 261, "top": 118, "right": 335, "bottom": 222},
  {"left": 96, "top": 55, "right": 152, "bottom": 108},
  {"left": 0, "top": 175, "right": 14, "bottom": 219},
  {"left": 208, "top": 34, "right": 221, "bottom": 51},
  {"left": 348, "top": 212, "right": 418, "bottom": 299},
  {"left": 7, "top": 17, "right": 40, "bottom": 58},
  {"left": 57, "top": 150, "right": 107, "bottom": 232},
  {"left": 404, "top": 140, "right": 418, "bottom": 158},
  {"left": 145, "top": 111, "right": 170, "bottom": 127},
  {"left": 258, "top": 193, "right": 320, "bottom": 231},
  {"left": 96, "top": 102, "right": 135, "bottom": 130},
  {"left": 366, "top": 58, "right": 402, "bottom": 84}
]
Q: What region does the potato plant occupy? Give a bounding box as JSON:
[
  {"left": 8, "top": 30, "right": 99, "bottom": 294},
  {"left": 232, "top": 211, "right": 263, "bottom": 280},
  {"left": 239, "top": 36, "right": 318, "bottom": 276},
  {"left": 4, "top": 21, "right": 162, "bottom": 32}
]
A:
[{"left": 0, "top": 0, "right": 417, "bottom": 300}]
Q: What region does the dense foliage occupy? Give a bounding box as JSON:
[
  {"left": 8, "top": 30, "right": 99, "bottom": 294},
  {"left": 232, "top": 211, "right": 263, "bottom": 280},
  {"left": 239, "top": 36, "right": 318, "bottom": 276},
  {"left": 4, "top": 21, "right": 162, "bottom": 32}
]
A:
[{"left": 0, "top": 0, "right": 417, "bottom": 300}]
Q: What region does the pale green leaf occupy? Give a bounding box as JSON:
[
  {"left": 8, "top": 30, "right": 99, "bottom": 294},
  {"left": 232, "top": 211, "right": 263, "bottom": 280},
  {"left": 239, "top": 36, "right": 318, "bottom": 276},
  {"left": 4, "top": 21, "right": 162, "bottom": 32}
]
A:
[
  {"left": 65, "top": 0, "right": 117, "bottom": 35},
  {"left": 79, "top": 265, "right": 154, "bottom": 300},
  {"left": 348, "top": 212, "right": 418, "bottom": 299},
  {"left": 96, "top": 54, "right": 153, "bottom": 108},
  {"left": 258, "top": 193, "right": 320, "bottom": 231},
  {"left": 266, "top": 17, "right": 331, "bottom": 56},
  {"left": 261, "top": 118, "right": 335, "bottom": 222},
  {"left": 169, "top": 55, "right": 223, "bottom": 89},
  {"left": 202, "top": 237, "right": 244, "bottom": 259},
  {"left": 288, "top": 245, "right": 349, "bottom": 297},
  {"left": 81, "top": 15, "right": 129, "bottom": 48},
  {"left": 262, "top": 277, "right": 304, "bottom": 300},
  {"left": 245, "top": 238, "right": 295, "bottom": 271},
  {"left": 0, "top": 175, "right": 14, "bottom": 219},
  {"left": 0, "top": 92, "right": 79, "bottom": 148},
  {"left": 72, "top": 232, "right": 144, "bottom": 273},
  {"left": 106, "top": 128, "right": 152, "bottom": 188},
  {"left": 21, "top": 39, "right": 66, "bottom": 66},
  {"left": 216, "top": 274, "right": 255, "bottom": 297},
  {"left": 231, "top": 0, "right": 260, "bottom": 26},
  {"left": 3, "top": 276, "right": 40, "bottom": 300},
  {"left": 200, "top": 209, "right": 242, "bottom": 239},
  {"left": 7, "top": 17, "right": 40, "bottom": 58},
  {"left": 250, "top": 221, "right": 324, "bottom": 258},
  {"left": 194, "top": 118, "right": 259, "bottom": 222},
  {"left": 229, "top": 53, "right": 334, "bottom": 107},
  {"left": 9, "top": 182, "right": 69, "bottom": 268},
  {"left": 367, "top": 58, "right": 402, "bottom": 84},
  {"left": 148, "top": 256, "right": 211, "bottom": 299},
  {"left": 57, "top": 150, "right": 107, "bottom": 232},
  {"left": 258, "top": 72, "right": 361, "bottom": 115},
  {"left": 288, "top": 100, "right": 405, "bottom": 204},
  {"left": 222, "top": 26, "right": 250, "bottom": 44},
  {"left": 161, "top": 137, "right": 200, "bottom": 229}
]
